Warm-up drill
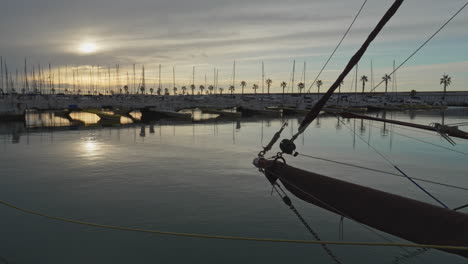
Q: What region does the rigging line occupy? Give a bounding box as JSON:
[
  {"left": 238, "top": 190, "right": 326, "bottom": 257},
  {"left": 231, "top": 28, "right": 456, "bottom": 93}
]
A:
[
  {"left": 453, "top": 204, "right": 468, "bottom": 211},
  {"left": 337, "top": 116, "right": 449, "bottom": 208},
  {"left": 366, "top": 122, "right": 468, "bottom": 157},
  {"left": 265, "top": 169, "right": 419, "bottom": 259},
  {"left": 292, "top": 0, "right": 404, "bottom": 142},
  {"left": 271, "top": 184, "right": 342, "bottom": 264},
  {"left": 297, "top": 153, "right": 468, "bottom": 192},
  {"left": 306, "top": 0, "right": 368, "bottom": 94},
  {"left": 3, "top": 200, "right": 467, "bottom": 251},
  {"left": 369, "top": 1, "right": 468, "bottom": 93}
]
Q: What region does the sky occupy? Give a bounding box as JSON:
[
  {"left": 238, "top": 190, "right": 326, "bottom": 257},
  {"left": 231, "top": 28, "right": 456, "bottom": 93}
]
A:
[{"left": 0, "top": 0, "right": 467, "bottom": 93}]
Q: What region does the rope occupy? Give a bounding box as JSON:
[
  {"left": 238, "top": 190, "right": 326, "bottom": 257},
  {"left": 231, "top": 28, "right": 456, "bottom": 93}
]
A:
[
  {"left": 2, "top": 200, "right": 468, "bottom": 251},
  {"left": 454, "top": 204, "right": 468, "bottom": 211},
  {"left": 369, "top": 1, "right": 468, "bottom": 93},
  {"left": 271, "top": 182, "right": 342, "bottom": 264},
  {"left": 292, "top": 0, "right": 404, "bottom": 142},
  {"left": 297, "top": 153, "right": 468, "bottom": 192},
  {"left": 305, "top": 0, "right": 368, "bottom": 94}
]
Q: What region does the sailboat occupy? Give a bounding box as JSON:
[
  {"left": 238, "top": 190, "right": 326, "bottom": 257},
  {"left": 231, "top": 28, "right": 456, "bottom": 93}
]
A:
[{"left": 254, "top": 0, "right": 468, "bottom": 260}]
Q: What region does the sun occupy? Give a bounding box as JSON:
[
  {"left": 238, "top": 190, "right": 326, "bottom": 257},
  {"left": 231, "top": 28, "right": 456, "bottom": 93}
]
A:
[{"left": 79, "top": 42, "right": 97, "bottom": 54}]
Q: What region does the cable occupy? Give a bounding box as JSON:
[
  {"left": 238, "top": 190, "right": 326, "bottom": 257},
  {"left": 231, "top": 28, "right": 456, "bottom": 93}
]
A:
[
  {"left": 2, "top": 200, "right": 468, "bottom": 251},
  {"left": 369, "top": 1, "right": 468, "bottom": 93},
  {"left": 306, "top": 0, "right": 368, "bottom": 94},
  {"left": 297, "top": 153, "right": 468, "bottom": 191}
]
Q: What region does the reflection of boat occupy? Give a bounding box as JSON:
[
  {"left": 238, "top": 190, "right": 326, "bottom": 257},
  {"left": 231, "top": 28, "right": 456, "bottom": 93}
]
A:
[
  {"left": 236, "top": 107, "right": 281, "bottom": 117},
  {"left": 199, "top": 108, "right": 241, "bottom": 118}
]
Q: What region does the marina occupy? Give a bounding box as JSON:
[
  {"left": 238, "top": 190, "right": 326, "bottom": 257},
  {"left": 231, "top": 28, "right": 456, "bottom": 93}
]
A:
[{"left": 1, "top": 0, "right": 468, "bottom": 263}]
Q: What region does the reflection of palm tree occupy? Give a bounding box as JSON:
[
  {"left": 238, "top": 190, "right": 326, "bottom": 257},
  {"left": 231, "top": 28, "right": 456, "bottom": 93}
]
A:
[
  {"left": 440, "top": 74, "right": 451, "bottom": 101},
  {"left": 382, "top": 74, "right": 391, "bottom": 94},
  {"left": 240, "top": 81, "right": 246, "bottom": 95},
  {"left": 280, "top": 81, "right": 287, "bottom": 97},
  {"left": 265, "top": 78, "right": 272, "bottom": 94},
  {"left": 297, "top": 82, "right": 304, "bottom": 95},
  {"left": 252, "top": 84, "right": 258, "bottom": 94},
  {"left": 360, "top": 75, "right": 368, "bottom": 94}
]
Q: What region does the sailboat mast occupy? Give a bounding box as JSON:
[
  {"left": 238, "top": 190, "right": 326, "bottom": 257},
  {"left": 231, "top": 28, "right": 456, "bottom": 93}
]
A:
[
  {"left": 173, "top": 66, "right": 175, "bottom": 91},
  {"left": 233, "top": 60, "right": 236, "bottom": 88},
  {"left": 159, "top": 64, "right": 162, "bottom": 90},
  {"left": 24, "top": 59, "right": 29, "bottom": 93},
  {"left": 0, "top": 56, "right": 3, "bottom": 93},
  {"left": 261, "top": 61, "right": 264, "bottom": 94},
  {"left": 133, "top": 64, "right": 136, "bottom": 94},
  {"left": 291, "top": 60, "right": 295, "bottom": 94}
]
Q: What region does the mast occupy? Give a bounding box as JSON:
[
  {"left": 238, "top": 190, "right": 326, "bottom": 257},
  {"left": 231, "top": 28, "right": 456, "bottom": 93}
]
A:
[
  {"left": 0, "top": 56, "right": 3, "bottom": 93},
  {"left": 370, "top": 60, "right": 374, "bottom": 93},
  {"left": 355, "top": 63, "right": 358, "bottom": 101},
  {"left": 291, "top": 60, "right": 295, "bottom": 94},
  {"left": 108, "top": 66, "right": 111, "bottom": 95},
  {"left": 261, "top": 61, "right": 264, "bottom": 94},
  {"left": 58, "top": 66, "right": 61, "bottom": 94},
  {"left": 159, "top": 64, "right": 162, "bottom": 90},
  {"left": 303, "top": 61, "right": 306, "bottom": 88},
  {"left": 173, "top": 66, "right": 175, "bottom": 93},
  {"left": 133, "top": 64, "right": 136, "bottom": 94},
  {"left": 49, "top": 63, "right": 52, "bottom": 94},
  {"left": 24, "top": 59, "right": 29, "bottom": 93},
  {"left": 213, "top": 67, "right": 216, "bottom": 94},
  {"left": 233, "top": 60, "right": 236, "bottom": 89},
  {"left": 192, "top": 66, "right": 195, "bottom": 86},
  {"left": 142, "top": 65, "right": 145, "bottom": 93}
]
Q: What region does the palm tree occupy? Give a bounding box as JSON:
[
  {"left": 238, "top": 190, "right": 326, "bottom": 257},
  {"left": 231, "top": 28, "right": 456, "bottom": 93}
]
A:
[
  {"left": 265, "top": 78, "right": 272, "bottom": 94},
  {"left": 297, "top": 82, "right": 305, "bottom": 95},
  {"left": 240, "top": 81, "right": 246, "bottom": 95},
  {"left": 219, "top": 87, "right": 224, "bottom": 94},
  {"left": 181, "top": 86, "right": 187, "bottom": 95},
  {"left": 164, "top": 88, "right": 169, "bottom": 95},
  {"left": 124, "top": 85, "right": 129, "bottom": 95},
  {"left": 51, "top": 87, "right": 55, "bottom": 95},
  {"left": 410, "top": 89, "right": 417, "bottom": 98},
  {"left": 316, "top": 80, "right": 323, "bottom": 98},
  {"left": 382, "top": 74, "right": 391, "bottom": 94},
  {"left": 190, "top": 84, "right": 196, "bottom": 95},
  {"left": 228, "top": 85, "right": 235, "bottom": 96},
  {"left": 208, "top": 85, "right": 214, "bottom": 94},
  {"left": 157, "top": 87, "right": 161, "bottom": 95},
  {"left": 0, "top": 88, "right": 3, "bottom": 95},
  {"left": 199, "top": 85, "right": 205, "bottom": 95},
  {"left": 252, "top": 84, "right": 258, "bottom": 94},
  {"left": 280, "top": 81, "right": 287, "bottom": 97},
  {"left": 150, "top": 87, "right": 154, "bottom": 95},
  {"left": 360, "top": 75, "right": 368, "bottom": 94},
  {"left": 140, "top": 86, "right": 145, "bottom": 95},
  {"left": 173, "top": 86, "right": 178, "bottom": 95},
  {"left": 440, "top": 74, "right": 451, "bottom": 101}
]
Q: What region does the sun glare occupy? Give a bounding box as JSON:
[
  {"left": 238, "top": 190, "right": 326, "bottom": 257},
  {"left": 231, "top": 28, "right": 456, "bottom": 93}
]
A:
[{"left": 79, "top": 42, "right": 97, "bottom": 54}]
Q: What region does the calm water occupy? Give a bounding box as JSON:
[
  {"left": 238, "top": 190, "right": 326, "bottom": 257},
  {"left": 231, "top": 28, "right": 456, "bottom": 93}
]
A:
[{"left": 1, "top": 108, "right": 468, "bottom": 263}]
